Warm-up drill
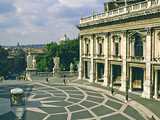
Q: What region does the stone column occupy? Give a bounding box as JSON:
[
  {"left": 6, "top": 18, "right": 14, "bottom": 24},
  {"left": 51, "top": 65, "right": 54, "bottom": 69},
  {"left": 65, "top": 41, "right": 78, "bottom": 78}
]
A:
[
  {"left": 129, "top": 67, "right": 133, "bottom": 92},
  {"left": 142, "top": 28, "right": 152, "bottom": 99},
  {"left": 103, "top": 33, "right": 109, "bottom": 86},
  {"left": 84, "top": 39, "right": 86, "bottom": 55},
  {"left": 131, "top": 42, "right": 134, "bottom": 57},
  {"left": 78, "top": 36, "right": 83, "bottom": 80},
  {"left": 120, "top": 31, "right": 127, "bottom": 92},
  {"left": 90, "top": 35, "right": 94, "bottom": 83},
  {"left": 96, "top": 38, "right": 98, "bottom": 56},
  {"left": 111, "top": 34, "right": 114, "bottom": 57},
  {"left": 143, "top": 41, "right": 146, "bottom": 60},
  {"left": 153, "top": 70, "right": 158, "bottom": 99}
]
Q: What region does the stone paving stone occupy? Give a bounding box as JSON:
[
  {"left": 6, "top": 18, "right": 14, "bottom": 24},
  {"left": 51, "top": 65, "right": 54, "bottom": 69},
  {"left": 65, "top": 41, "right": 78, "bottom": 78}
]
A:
[
  {"left": 40, "top": 107, "right": 66, "bottom": 114},
  {"left": 71, "top": 110, "right": 93, "bottom": 120},
  {"left": 86, "top": 91, "right": 103, "bottom": 97},
  {"left": 67, "top": 98, "right": 81, "bottom": 103},
  {"left": 91, "top": 105, "right": 115, "bottom": 116},
  {"left": 105, "top": 94, "right": 123, "bottom": 103},
  {"left": 55, "top": 86, "right": 78, "bottom": 91},
  {"left": 0, "top": 81, "right": 148, "bottom": 120},
  {"left": 36, "top": 88, "right": 53, "bottom": 91},
  {"left": 80, "top": 88, "right": 98, "bottom": 93},
  {"left": 33, "top": 94, "right": 51, "bottom": 99},
  {"left": 46, "top": 90, "right": 64, "bottom": 94},
  {"left": 105, "top": 100, "right": 123, "bottom": 110},
  {"left": 124, "top": 105, "right": 146, "bottom": 120},
  {"left": 87, "top": 96, "right": 104, "bottom": 103},
  {"left": 101, "top": 113, "right": 130, "bottom": 120},
  {"left": 53, "top": 93, "right": 67, "bottom": 97},
  {"left": 47, "top": 114, "right": 68, "bottom": 120},
  {"left": 44, "top": 96, "right": 66, "bottom": 101},
  {"left": 65, "top": 91, "right": 83, "bottom": 95},
  {"left": 69, "top": 94, "right": 84, "bottom": 99},
  {"left": 80, "top": 101, "right": 98, "bottom": 108},
  {"left": 32, "top": 91, "right": 48, "bottom": 96},
  {"left": 46, "top": 101, "right": 72, "bottom": 107},
  {"left": 68, "top": 105, "right": 84, "bottom": 112},
  {"left": 24, "top": 110, "right": 46, "bottom": 120}
]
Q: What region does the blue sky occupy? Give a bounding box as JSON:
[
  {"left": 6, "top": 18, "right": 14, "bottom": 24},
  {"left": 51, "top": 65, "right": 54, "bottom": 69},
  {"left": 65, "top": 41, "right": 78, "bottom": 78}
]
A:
[{"left": 0, "top": 0, "right": 106, "bottom": 46}]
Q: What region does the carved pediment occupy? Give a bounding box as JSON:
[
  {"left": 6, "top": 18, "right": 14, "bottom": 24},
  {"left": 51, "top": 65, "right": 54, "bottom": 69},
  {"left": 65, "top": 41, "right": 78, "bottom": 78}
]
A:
[
  {"left": 128, "top": 31, "right": 146, "bottom": 42},
  {"left": 112, "top": 35, "right": 121, "bottom": 43}
]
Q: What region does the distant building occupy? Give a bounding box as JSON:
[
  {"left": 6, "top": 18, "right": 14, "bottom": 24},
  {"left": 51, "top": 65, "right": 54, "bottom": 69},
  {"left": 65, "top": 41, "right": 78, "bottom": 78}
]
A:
[
  {"left": 78, "top": 0, "right": 160, "bottom": 99},
  {"left": 58, "top": 34, "right": 70, "bottom": 44}
]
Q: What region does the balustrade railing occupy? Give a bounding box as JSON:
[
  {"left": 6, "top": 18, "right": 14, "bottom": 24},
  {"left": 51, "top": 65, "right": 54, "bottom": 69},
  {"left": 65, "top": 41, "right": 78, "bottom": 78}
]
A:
[
  {"left": 80, "top": 0, "right": 159, "bottom": 24},
  {"left": 96, "top": 54, "right": 105, "bottom": 57},
  {"left": 82, "top": 53, "right": 91, "bottom": 57},
  {"left": 109, "top": 55, "right": 122, "bottom": 59},
  {"left": 152, "top": 57, "right": 160, "bottom": 62},
  {"left": 127, "top": 56, "right": 144, "bottom": 61}
]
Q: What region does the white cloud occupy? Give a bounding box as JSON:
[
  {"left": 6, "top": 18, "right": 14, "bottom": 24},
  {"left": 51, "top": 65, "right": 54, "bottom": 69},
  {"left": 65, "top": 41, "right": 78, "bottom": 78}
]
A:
[
  {"left": 59, "top": 0, "right": 98, "bottom": 7},
  {"left": 0, "top": 0, "right": 105, "bottom": 46}
]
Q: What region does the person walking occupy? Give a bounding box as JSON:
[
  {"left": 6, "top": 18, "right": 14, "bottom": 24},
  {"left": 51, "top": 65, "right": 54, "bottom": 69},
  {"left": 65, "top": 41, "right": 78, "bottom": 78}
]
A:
[
  {"left": 46, "top": 78, "right": 49, "bottom": 83},
  {"left": 63, "top": 74, "right": 66, "bottom": 85}
]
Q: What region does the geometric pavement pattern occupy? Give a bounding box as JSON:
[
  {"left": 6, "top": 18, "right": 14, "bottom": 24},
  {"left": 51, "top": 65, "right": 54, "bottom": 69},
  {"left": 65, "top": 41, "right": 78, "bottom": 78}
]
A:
[{"left": 0, "top": 82, "right": 146, "bottom": 120}]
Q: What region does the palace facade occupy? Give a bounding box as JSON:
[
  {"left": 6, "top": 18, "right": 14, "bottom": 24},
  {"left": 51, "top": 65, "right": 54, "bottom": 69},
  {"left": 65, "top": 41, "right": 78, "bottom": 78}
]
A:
[{"left": 78, "top": 0, "right": 160, "bottom": 99}]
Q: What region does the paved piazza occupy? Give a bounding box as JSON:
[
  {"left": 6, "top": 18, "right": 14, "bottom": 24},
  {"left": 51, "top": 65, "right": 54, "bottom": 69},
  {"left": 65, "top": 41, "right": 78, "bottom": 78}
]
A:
[{"left": 0, "top": 81, "right": 146, "bottom": 120}]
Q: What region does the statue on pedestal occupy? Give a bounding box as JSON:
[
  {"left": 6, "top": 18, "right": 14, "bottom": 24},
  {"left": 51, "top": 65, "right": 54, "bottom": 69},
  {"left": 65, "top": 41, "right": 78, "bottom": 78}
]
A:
[
  {"left": 26, "top": 51, "right": 37, "bottom": 81},
  {"left": 70, "top": 63, "right": 74, "bottom": 73},
  {"left": 53, "top": 57, "right": 60, "bottom": 76},
  {"left": 27, "top": 51, "right": 33, "bottom": 69},
  {"left": 32, "top": 56, "right": 37, "bottom": 69}
]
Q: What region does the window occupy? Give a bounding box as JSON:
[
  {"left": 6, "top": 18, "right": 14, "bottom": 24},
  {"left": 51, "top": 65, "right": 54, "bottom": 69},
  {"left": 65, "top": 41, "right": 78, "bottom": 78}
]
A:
[
  {"left": 86, "top": 44, "right": 89, "bottom": 55},
  {"left": 115, "top": 43, "right": 119, "bottom": 56},
  {"left": 134, "top": 34, "right": 143, "bottom": 57},
  {"left": 99, "top": 43, "right": 103, "bottom": 55}
]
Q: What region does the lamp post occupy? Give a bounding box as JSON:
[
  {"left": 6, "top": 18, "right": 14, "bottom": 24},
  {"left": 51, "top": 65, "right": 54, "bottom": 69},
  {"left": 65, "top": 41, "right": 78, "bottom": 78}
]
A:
[
  {"left": 125, "top": 77, "right": 129, "bottom": 102},
  {"left": 110, "top": 74, "right": 114, "bottom": 95}
]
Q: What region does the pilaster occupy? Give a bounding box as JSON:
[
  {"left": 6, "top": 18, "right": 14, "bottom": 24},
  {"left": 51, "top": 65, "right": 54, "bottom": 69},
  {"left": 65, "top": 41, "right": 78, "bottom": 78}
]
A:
[
  {"left": 120, "top": 31, "right": 127, "bottom": 92},
  {"left": 90, "top": 35, "right": 94, "bottom": 83},
  {"left": 103, "top": 33, "right": 109, "bottom": 86},
  {"left": 142, "top": 28, "right": 152, "bottom": 99},
  {"left": 78, "top": 36, "right": 83, "bottom": 80}
]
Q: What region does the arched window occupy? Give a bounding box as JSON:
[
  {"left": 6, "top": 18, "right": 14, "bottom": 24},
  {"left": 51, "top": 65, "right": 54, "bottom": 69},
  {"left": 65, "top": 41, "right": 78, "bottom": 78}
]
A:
[
  {"left": 134, "top": 33, "right": 143, "bottom": 57},
  {"left": 115, "top": 42, "right": 119, "bottom": 56},
  {"left": 86, "top": 44, "right": 89, "bottom": 55}
]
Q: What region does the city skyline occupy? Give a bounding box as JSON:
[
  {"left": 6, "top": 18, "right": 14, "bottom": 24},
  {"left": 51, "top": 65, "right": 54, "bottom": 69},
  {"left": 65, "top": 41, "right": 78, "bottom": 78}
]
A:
[{"left": 0, "top": 0, "right": 105, "bottom": 46}]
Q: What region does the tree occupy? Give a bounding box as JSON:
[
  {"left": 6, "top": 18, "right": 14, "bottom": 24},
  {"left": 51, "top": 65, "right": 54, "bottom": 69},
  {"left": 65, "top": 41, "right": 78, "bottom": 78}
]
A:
[
  {"left": 13, "top": 49, "right": 26, "bottom": 74},
  {"left": 0, "top": 46, "right": 9, "bottom": 77},
  {"left": 36, "top": 38, "right": 79, "bottom": 72}
]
